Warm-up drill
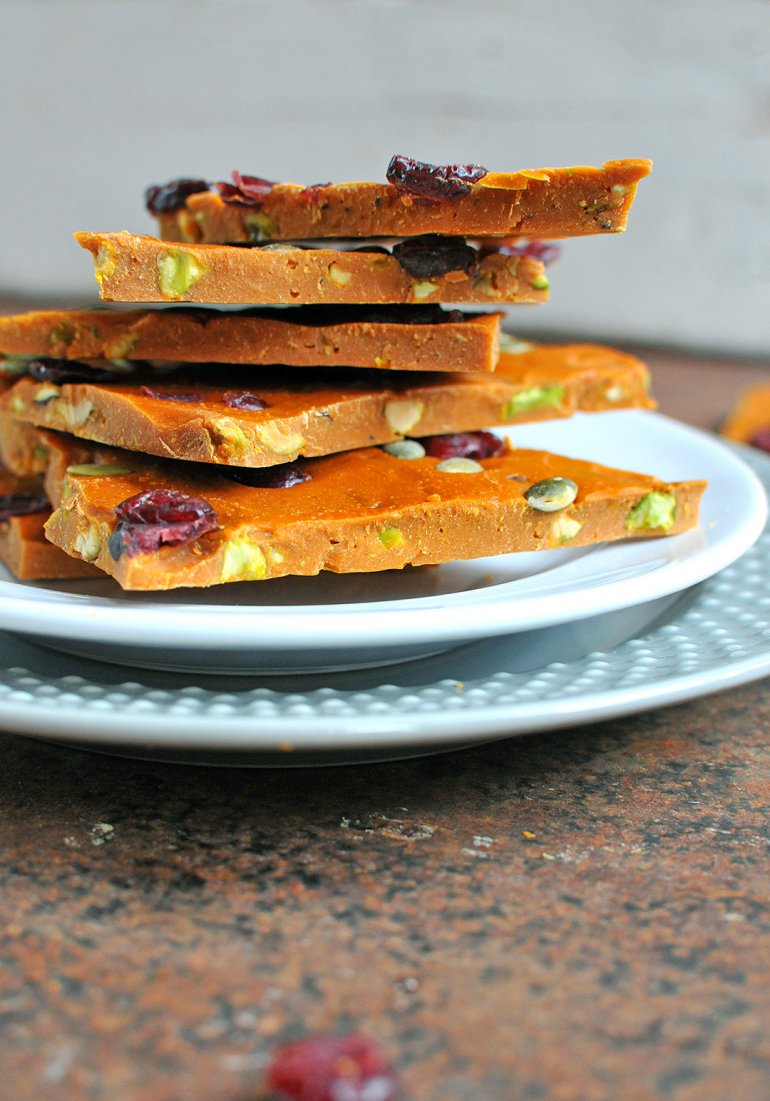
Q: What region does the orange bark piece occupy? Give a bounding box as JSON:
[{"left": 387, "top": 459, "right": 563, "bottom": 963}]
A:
[
  {"left": 0, "top": 467, "right": 95, "bottom": 580},
  {"left": 720, "top": 385, "right": 770, "bottom": 445},
  {"left": 2, "top": 344, "right": 653, "bottom": 469},
  {"left": 75, "top": 232, "right": 549, "bottom": 306},
  {"left": 0, "top": 305, "right": 502, "bottom": 373},
  {"left": 155, "top": 160, "right": 652, "bottom": 243},
  {"left": 42, "top": 433, "right": 704, "bottom": 592}
]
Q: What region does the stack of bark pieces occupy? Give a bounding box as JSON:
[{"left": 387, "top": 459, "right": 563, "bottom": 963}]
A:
[{"left": 0, "top": 155, "right": 705, "bottom": 590}]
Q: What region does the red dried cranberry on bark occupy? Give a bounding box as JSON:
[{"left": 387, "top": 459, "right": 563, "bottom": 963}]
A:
[
  {"left": 28, "top": 359, "right": 116, "bottom": 385},
  {"left": 225, "top": 462, "right": 310, "bottom": 489},
  {"left": 139, "top": 386, "right": 202, "bottom": 404},
  {"left": 386, "top": 155, "right": 488, "bottom": 201},
  {"left": 144, "top": 179, "right": 210, "bottom": 216},
  {"left": 223, "top": 391, "right": 269, "bottom": 411},
  {"left": 216, "top": 171, "right": 276, "bottom": 205},
  {"left": 496, "top": 239, "right": 562, "bottom": 266},
  {"left": 392, "top": 235, "right": 479, "bottom": 279},
  {"left": 266, "top": 1032, "right": 399, "bottom": 1101},
  {"left": 750, "top": 428, "right": 770, "bottom": 453},
  {"left": 0, "top": 492, "right": 50, "bottom": 521},
  {"left": 418, "top": 431, "right": 504, "bottom": 460},
  {"left": 108, "top": 489, "right": 219, "bottom": 560},
  {"left": 299, "top": 183, "right": 332, "bottom": 205}
]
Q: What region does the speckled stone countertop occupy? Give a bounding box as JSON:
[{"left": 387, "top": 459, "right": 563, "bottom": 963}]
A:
[{"left": 1, "top": 349, "right": 769, "bottom": 1100}]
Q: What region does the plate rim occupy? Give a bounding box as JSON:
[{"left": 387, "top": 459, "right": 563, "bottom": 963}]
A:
[{"left": 3, "top": 440, "right": 770, "bottom": 759}]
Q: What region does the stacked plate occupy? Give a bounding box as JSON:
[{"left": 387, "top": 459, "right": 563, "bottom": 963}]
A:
[{"left": 0, "top": 409, "right": 767, "bottom": 766}]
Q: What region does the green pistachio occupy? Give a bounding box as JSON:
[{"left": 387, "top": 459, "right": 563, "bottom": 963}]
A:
[
  {"left": 74, "top": 524, "right": 102, "bottom": 561},
  {"left": 625, "top": 492, "right": 677, "bottom": 533},
  {"left": 603, "top": 385, "right": 627, "bottom": 403},
  {"left": 503, "top": 384, "right": 565, "bottom": 418},
  {"left": 220, "top": 535, "right": 267, "bottom": 582},
  {"left": 156, "top": 250, "right": 207, "bottom": 300},
  {"left": 32, "top": 385, "right": 60, "bottom": 405},
  {"left": 105, "top": 332, "right": 140, "bottom": 359},
  {"left": 551, "top": 514, "right": 582, "bottom": 544},
  {"left": 49, "top": 321, "right": 75, "bottom": 348},
  {"left": 530, "top": 274, "right": 550, "bottom": 291},
  {"left": 378, "top": 526, "right": 406, "bottom": 549},
  {"left": 254, "top": 424, "right": 306, "bottom": 456},
  {"left": 209, "top": 417, "right": 249, "bottom": 457},
  {"left": 245, "top": 211, "right": 277, "bottom": 242},
  {"left": 384, "top": 399, "right": 424, "bottom": 435},
  {"left": 412, "top": 281, "right": 439, "bottom": 300}
]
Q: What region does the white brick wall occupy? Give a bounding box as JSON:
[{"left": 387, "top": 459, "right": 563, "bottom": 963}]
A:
[{"left": 1, "top": 0, "right": 768, "bottom": 354}]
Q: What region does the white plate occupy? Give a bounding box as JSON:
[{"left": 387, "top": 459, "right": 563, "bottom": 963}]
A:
[
  {"left": 0, "top": 411, "right": 765, "bottom": 673},
  {"left": 1, "top": 444, "right": 770, "bottom": 765}
]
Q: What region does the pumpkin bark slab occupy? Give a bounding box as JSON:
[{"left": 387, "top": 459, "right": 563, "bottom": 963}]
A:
[
  {"left": 0, "top": 305, "right": 502, "bottom": 374},
  {"left": 721, "top": 385, "right": 770, "bottom": 446},
  {"left": 0, "top": 468, "right": 95, "bottom": 580},
  {"left": 2, "top": 345, "right": 654, "bottom": 468},
  {"left": 156, "top": 160, "right": 652, "bottom": 243},
  {"left": 43, "top": 437, "right": 705, "bottom": 592},
  {"left": 75, "top": 233, "right": 548, "bottom": 306}
]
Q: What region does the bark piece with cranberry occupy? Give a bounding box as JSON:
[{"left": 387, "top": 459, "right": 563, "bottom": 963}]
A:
[
  {"left": 0, "top": 342, "right": 655, "bottom": 470},
  {"left": 43, "top": 434, "right": 705, "bottom": 591},
  {"left": 0, "top": 305, "right": 502, "bottom": 374},
  {"left": 721, "top": 385, "right": 770, "bottom": 453},
  {"left": 148, "top": 159, "right": 652, "bottom": 243}
]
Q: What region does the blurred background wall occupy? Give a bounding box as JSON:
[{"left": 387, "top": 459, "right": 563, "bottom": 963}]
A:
[{"left": 0, "top": 0, "right": 767, "bottom": 355}]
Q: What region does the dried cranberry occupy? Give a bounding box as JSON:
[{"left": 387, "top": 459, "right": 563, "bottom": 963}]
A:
[
  {"left": 144, "top": 178, "right": 210, "bottom": 216},
  {"left": 496, "top": 239, "right": 562, "bottom": 266},
  {"left": 139, "top": 386, "right": 202, "bottom": 403},
  {"left": 750, "top": 427, "right": 770, "bottom": 453},
  {"left": 266, "top": 1032, "right": 399, "bottom": 1101},
  {"left": 225, "top": 462, "right": 311, "bottom": 489},
  {"left": 223, "top": 391, "right": 269, "bottom": 411},
  {"left": 386, "top": 155, "right": 487, "bottom": 201},
  {"left": 28, "top": 359, "right": 115, "bottom": 385},
  {"left": 0, "top": 491, "right": 49, "bottom": 521},
  {"left": 391, "top": 235, "right": 479, "bottom": 279},
  {"left": 418, "top": 431, "right": 505, "bottom": 460},
  {"left": 216, "top": 171, "right": 276, "bottom": 205},
  {"left": 299, "top": 182, "right": 331, "bottom": 205},
  {"left": 108, "top": 489, "right": 219, "bottom": 560}
]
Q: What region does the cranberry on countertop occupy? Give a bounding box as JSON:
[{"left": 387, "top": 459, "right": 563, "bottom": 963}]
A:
[{"left": 266, "top": 1032, "right": 400, "bottom": 1101}]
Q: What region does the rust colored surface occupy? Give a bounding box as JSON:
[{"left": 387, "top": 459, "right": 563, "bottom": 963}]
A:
[
  {"left": 0, "top": 345, "right": 769, "bottom": 1100},
  {"left": 0, "top": 694, "right": 768, "bottom": 1101}
]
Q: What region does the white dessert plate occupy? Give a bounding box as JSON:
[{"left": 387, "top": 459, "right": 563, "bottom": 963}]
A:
[
  {"left": 0, "top": 411, "right": 765, "bottom": 674},
  {"left": 1, "top": 445, "right": 770, "bottom": 765}
]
